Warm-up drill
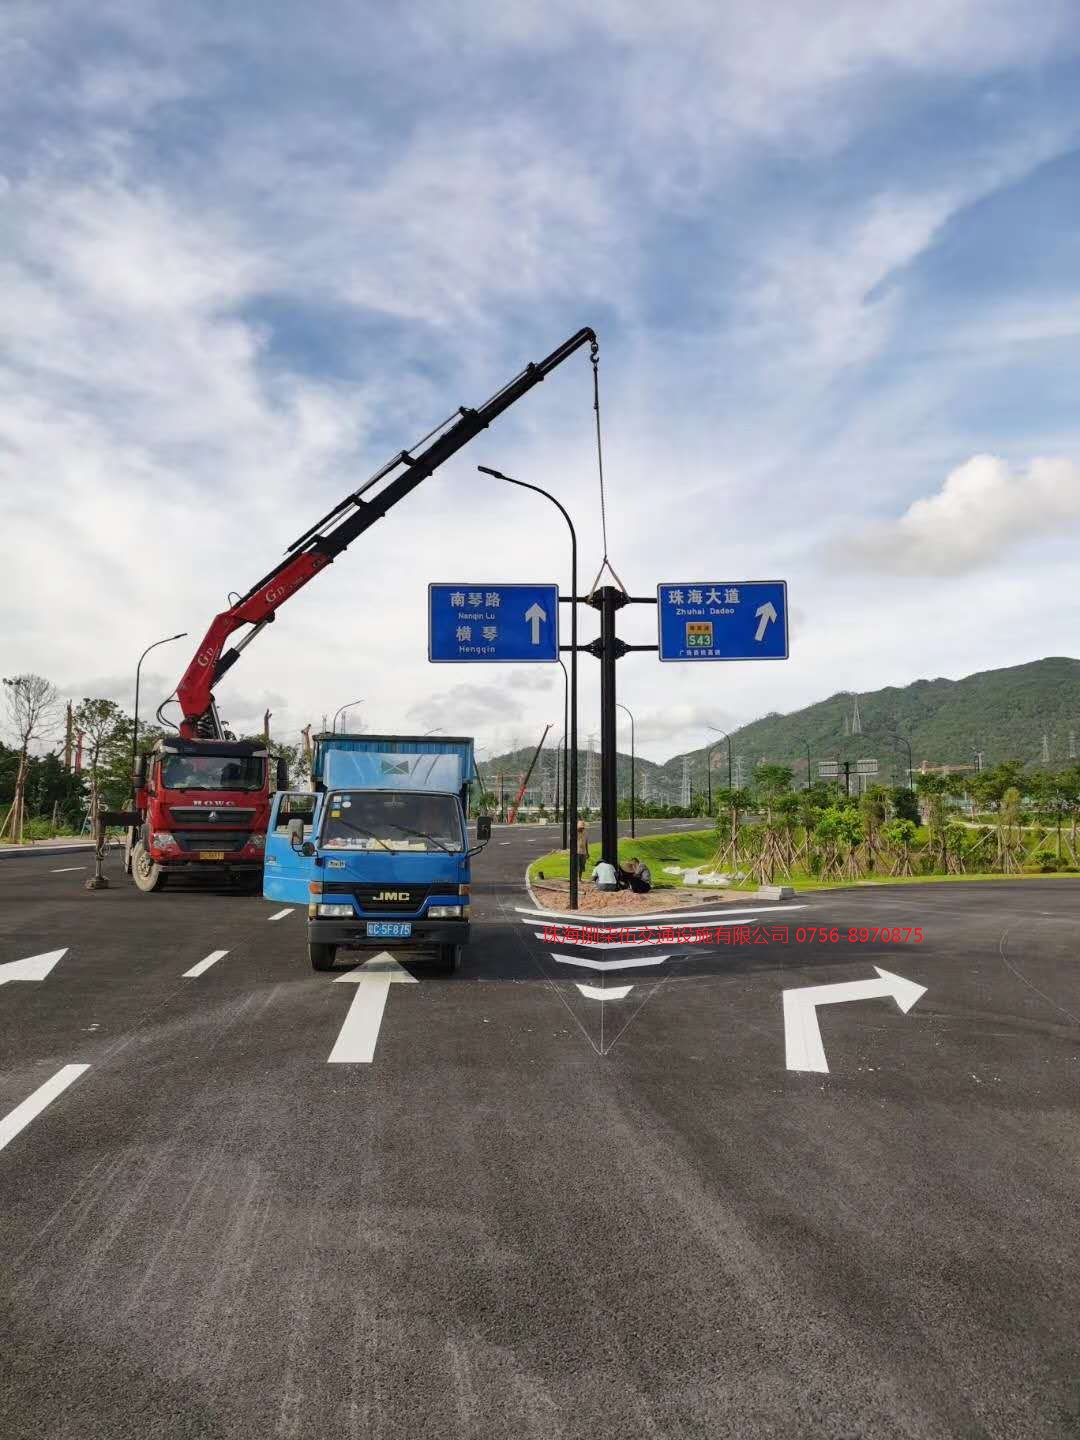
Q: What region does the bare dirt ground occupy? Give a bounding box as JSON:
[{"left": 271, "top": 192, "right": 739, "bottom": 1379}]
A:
[{"left": 529, "top": 880, "right": 758, "bottom": 913}]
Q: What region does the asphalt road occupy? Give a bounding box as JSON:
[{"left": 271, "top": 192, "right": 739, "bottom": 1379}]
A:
[{"left": 1, "top": 828, "right": 1078, "bottom": 1438}]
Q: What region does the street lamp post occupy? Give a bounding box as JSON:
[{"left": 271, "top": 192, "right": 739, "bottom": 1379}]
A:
[
  {"left": 616, "top": 702, "right": 635, "bottom": 839},
  {"left": 132, "top": 632, "right": 188, "bottom": 780},
  {"left": 477, "top": 465, "right": 580, "bottom": 909},
  {"left": 331, "top": 698, "right": 365, "bottom": 733},
  {"left": 557, "top": 658, "right": 569, "bottom": 850},
  {"left": 707, "top": 726, "right": 733, "bottom": 791}
]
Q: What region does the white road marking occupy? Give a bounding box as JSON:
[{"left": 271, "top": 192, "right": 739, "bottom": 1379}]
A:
[
  {"left": 0, "top": 1065, "right": 90, "bottom": 1152},
  {"left": 516, "top": 904, "right": 807, "bottom": 923},
  {"left": 51, "top": 866, "right": 86, "bottom": 873},
  {"left": 267, "top": 908, "right": 293, "bottom": 922},
  {"left": 328, "top": 953, "right": 417, "bottom": 1063},
  {"left": 783, "top": 967, "right": 927, "bottom": 1074},
  {"left": 575, "top": 983, "right": 633, "bottom": 1000},
  {"left": 550, "top": 950, "right": 671, "bottom": 972},
  {"left": 0, "top": 949, "right": 68, "bottom": 987},
  {"left": 183, "top": 949, "right": 229, "bottom": 978}
]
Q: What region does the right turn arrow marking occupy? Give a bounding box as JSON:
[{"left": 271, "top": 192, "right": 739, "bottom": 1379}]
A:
[{"left": 783, "top": 966, "right": 926, "bottom": 1074}]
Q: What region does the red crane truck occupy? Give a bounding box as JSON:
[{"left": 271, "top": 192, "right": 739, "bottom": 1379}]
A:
[{"left": 118, "top": 327, "right": 597, "bottom": 892}]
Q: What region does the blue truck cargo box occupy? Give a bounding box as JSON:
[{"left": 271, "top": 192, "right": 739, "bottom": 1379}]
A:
[{"left": 311, "top": 733, "right": 477, "bottom": 797}]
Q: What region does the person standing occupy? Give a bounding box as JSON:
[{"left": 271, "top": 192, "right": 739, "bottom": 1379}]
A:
[{"left": 575, "top": 819, "right": 589, "bottom": 879}]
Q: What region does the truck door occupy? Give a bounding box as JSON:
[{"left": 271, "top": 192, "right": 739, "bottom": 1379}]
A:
[{"left": 263, "top": 791, "right": 324, "bottom": 904}]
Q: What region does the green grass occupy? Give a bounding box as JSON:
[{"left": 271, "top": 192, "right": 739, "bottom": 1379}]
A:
[
  {"left": 528, "top": 829, "right": 1080, "bottom": 894},
  {"left": 528, "top": 830, "right": 754, "bottom": 890}
]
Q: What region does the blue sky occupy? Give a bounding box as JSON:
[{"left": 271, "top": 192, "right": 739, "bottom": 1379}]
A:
[{"left": 3, "top": 1, "right": 1080, "bottom": 763}]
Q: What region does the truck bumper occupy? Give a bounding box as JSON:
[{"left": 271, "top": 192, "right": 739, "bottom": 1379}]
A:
[
  {"left": 308, "top": 919, "right": 470, "bottom": 951},
  {"left": 157, "top": 858, "right": 263, "bottom": 875}
]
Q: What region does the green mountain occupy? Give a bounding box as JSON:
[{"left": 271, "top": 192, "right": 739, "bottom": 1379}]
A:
[{"left": 483, "top": 657, "right": 1080, "bottom": 796}]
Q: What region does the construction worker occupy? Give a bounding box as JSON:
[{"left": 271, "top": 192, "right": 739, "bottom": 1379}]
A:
[{"left": 575, "top": 819, "right": 589, "bottom": 879}]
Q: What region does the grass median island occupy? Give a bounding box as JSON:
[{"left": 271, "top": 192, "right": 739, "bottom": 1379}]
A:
[
  {"left": 527, "top": 828, "right": 1080, "bottom": 895},
  {"left": 528, "top": 830, "right": 743, "bottom": 891}
]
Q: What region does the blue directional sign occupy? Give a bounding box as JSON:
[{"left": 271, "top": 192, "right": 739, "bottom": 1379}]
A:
[
  {"left": 429, "top": 583, "right": 559, "bottom": 663},
  {"left": 656, "top": 580, "right": 788, "bottom": 661}
]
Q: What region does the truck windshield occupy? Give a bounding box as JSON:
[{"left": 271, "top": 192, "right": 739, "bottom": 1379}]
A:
[
  {"left": 321, "top": 792, "right": 464, "bottom": 853},
  {"left": 161, "top": 756, "right": 265, "bottom": 791}
]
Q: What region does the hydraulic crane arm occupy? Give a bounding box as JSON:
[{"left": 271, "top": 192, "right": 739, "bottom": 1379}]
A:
[{"left": 174, "top": 327, "right": 597, "bottom": 737}]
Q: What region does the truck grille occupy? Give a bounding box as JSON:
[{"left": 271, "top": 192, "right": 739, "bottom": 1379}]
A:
[
  {"left": 175, "top": 831, "right": 252, "bottom": 852},
  {"left": 322, "top": 882, "right": 439, "bottom": 913}
]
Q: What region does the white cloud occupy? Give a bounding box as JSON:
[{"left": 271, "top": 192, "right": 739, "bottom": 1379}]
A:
[{"left": 838, "top": 454, "right": 1080, "bottom": 574}]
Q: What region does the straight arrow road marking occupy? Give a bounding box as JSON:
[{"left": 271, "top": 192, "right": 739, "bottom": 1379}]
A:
[
  {"left": 267, "top": 909, "right": 293, "bottom": 922},
  {"left": 0, "top": 1065, "right": 90, "bottom": 1152},
  {"left": 0, "top": 949, "right": 68, "bottom": 986},
  {"left": 783, "top": 967, "right": 927, "bottom": 1074},
  {"left": 328, "top": 953, "right": 418, "bottom": 1063},
  {"left": 183, "top": 949, "right": 229, "bottom": 979}
]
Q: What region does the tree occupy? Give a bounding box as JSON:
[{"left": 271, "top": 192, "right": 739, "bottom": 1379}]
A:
[
  {"left": 889, "top": 787, "right": 920, "bottom": 825},
  {"left": 74, "top": 699, "right": 127, "bottom": 823},
  {"left": 2, "top": 674, "right": 60, "bottom": 843}
]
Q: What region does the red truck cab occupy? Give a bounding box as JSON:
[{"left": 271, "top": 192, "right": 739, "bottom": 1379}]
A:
[{"left": 128, "top": 738, "right": 286, "bottom": 892}]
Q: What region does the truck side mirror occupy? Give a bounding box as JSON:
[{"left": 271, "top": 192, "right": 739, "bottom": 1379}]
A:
[
  {"left": 476, "top": 815, "right": 492, "bottom": 842},
  {"left": 132, "top": 754, "right": 147, "bottom": 790},
  {"left": 287, "top": 817, "right": 305, "bottom": 850},
  {"left": 276, "top": 757, "right": 290, "bottom": 791}
]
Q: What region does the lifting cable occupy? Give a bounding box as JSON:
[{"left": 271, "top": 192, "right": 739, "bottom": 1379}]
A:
[{"left": 586, "top": 337, "right": 628, "bottom": 597}]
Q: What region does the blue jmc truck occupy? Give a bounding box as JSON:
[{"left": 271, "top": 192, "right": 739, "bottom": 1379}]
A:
[{"left": 263, "top": 734, "right": 490, "bottom": 972}]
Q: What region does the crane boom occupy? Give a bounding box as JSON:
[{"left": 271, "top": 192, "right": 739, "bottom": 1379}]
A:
[{"left": 174, "top": 327, "right": 597, "bottom": 737}]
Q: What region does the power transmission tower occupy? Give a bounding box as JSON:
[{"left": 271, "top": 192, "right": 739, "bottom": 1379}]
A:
[
  {"left": 1042, "top": 733, "right": 1051, "bottom": 763},
  {"left": 733, "top": 755, "right": 746, "bottom": 789},
  {"left": 584, "top": 735, "right": 599, "bottom": 810},
  {"left": 680, "top": 756, "right": 691, "bottom": 807},
  {"left": 851, "top": 695, "right": 862, "bottom": 735},
  {"left": 1070, "top": 730, "right": 1077, "bottom": 760}
]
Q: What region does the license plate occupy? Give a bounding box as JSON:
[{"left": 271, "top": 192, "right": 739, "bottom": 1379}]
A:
[
  {"left": 366, "top": 921, "right": 412, "bottom": 939},
  {"left": 198, "top": 851, "right": 225, "bottom": 860}
]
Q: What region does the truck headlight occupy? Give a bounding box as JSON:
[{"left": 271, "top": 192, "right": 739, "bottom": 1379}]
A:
[
  {"left": 316, "top": 903, "right": 353, "bottom": 918},
  {"left": 428, "top": 904, "right": 463, "bottom": 918},
  {"left": 151, "top": 831, "right": 177, "bottom": 850}
]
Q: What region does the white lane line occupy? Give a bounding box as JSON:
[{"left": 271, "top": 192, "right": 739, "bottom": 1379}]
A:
[
  {"left": 268, "top": 908, "right": 293, "bottom": 922},
  {"left": 0, "top": 1065, "right": 90, "bottom": 1152},
  {"left": 51, "top": 866, "right": 86, "bottom": 873},
  {"left": 182, "top": 949, "right": 229, "bottom": 979}
]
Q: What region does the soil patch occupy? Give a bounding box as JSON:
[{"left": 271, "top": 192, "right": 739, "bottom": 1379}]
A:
[{"left": 529, "top": 881, "right": 758, "bottom": 914}]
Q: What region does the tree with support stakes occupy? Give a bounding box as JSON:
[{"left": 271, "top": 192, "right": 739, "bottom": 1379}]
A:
[{"left": 1, "top": 674, "right": 60, "bottom": 845}]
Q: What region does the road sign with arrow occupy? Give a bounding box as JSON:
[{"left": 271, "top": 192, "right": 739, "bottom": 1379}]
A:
[
  {"left": 656, "top": 581, "right": 788, "bottom": 661},
  {"left": 428, "top": 583, "right": 559, "bottom": 662}
]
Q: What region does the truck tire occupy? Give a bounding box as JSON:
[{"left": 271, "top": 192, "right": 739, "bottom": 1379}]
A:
[
  {"left": 131, "top": 841, "right": 168, "bottom": 893},
  {"left": 309, "top": 942, "right": 337, "bottom": 972},
  {"left": 437, "top": 944, "right": 462, "bottom": 974}
]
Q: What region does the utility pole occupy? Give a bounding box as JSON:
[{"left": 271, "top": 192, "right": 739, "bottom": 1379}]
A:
[
  {"left": 63, "top": 701, "right": 74, "bottom": 771},
  {"left": 263, "top": 709, "right": 272, "bottom": 746}
]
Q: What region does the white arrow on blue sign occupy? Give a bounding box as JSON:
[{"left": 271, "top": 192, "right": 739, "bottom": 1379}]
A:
[
  {"left": 429, "top": 583, "right": 560, "bottom": 663},
  {"left": 656, "top": 581, "right": 788, "bottom": 661}
]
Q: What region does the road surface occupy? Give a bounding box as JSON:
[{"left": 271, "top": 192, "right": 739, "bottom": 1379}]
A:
[{"left": 1, "top": 827, "right": 1077, "bottom": 1437}]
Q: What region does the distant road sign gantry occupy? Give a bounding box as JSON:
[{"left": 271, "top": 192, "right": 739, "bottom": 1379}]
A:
[
  {"left": 429, "top": 583, "right": 559, "bottom": 663},
  {"left": 656, "top": 581, "right": 788, "bottom": 661}
]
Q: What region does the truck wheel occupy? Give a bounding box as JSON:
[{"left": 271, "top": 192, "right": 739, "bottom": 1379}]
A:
[
  {"left": 131, "top": 841, "right": 167, "bottom": 893},
  {"left": 437, "top": 944, "right": 462, "bottom": 974},
  {"left": 309, "top": 942, "right": 337, "bottom": 972}
]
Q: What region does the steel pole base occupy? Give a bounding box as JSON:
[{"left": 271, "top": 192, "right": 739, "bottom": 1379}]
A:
[{"left": 84, "top": 874, "right": 110, "bottom": 890}]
